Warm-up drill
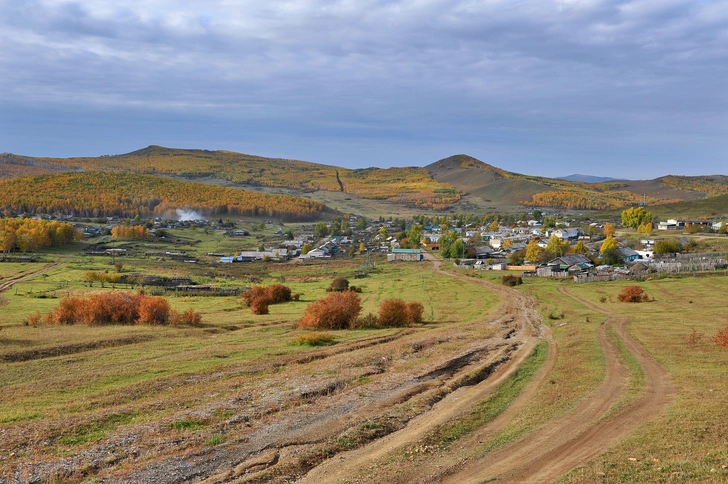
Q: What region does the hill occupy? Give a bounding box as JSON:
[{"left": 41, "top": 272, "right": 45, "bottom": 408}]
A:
[
  {"left": 0, "top": 171, "right": 329, "bottom": 221},
  {"left": 559, "top": 174, "right": 617, "bottom": 183},
  {"left": 2, "top": 147, "right": 727, "bottom": 213},
  {"left": 6, "top": 146, "right": 460, "bottom": 210}
]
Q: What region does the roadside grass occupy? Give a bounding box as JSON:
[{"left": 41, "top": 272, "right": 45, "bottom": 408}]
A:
[{"left": 560, "top": 277, "right": 728, "bottom": 483}]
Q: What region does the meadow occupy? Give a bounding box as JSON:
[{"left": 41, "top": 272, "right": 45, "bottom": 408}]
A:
[{"left": 1, "top": 226, "right": 727, "bottom": 482}]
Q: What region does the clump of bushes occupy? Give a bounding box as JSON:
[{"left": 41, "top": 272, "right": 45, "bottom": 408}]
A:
[
  {"left": 241, "top": 284, "right": 293, "bottom": 315},
  {"left": 377, "top": 299, "right": 424, "bottom": 327},
  {"left": 501, "top": 275, "right": 523, "bottom": 287},
  {"left": 298, "top": 294, "right": 424, "bottom": 330},
  {"left": 617, "top": 286, "right": 648, "bottom": 303},
  {"left": 299, "top": 291, "right": 362, "bottom": 329},
  {"left": 30, "top": 292, "right": 202, "bottom": 326}
]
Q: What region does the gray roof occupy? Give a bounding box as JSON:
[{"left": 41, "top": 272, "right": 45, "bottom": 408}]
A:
[{"left": 549, "top": 254, "right": 592, "bottom": 266}]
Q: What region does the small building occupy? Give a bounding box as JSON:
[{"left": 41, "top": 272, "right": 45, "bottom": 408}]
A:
[
  {"left": 548, "top": 254, "right": 593, "bottom": 270},
  {"left": 618, "top": 247, "right": 641, "bottom": 263},
  {"left": 553, "top": 228, "right": 580, "bottom": 240},
  {"left": 387, "top": 248, "right": 423, "bottom": 262}
]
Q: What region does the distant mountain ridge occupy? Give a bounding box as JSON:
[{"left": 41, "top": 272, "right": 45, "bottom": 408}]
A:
[
  {"left": 559, "top": 174, "right": 618, "bottom": 183},
  {"left": 1, "top": 146, "right": 727, "bottom": 212}
]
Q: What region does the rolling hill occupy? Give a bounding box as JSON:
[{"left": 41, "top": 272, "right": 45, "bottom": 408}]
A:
[
  {"left": 0, "top": 172, "right": 329, "bottom": 221},
  {"left": 1, "top": 147, "right": 726, "bottom": 214}
]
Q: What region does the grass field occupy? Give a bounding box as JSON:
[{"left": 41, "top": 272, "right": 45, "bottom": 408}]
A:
[{"left": 2, "top": 227, "right": 728, "bottom": 482}]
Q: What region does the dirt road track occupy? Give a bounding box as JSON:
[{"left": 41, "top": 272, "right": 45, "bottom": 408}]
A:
[
  {"left": 301, "top": 259, "right": 557, "bottom": 483},
  {"left": 441, "top": 286, "right": 674, "bottom": 483},
  {"left": 0, "top": 263, "right": 61, "bottom": 293}
]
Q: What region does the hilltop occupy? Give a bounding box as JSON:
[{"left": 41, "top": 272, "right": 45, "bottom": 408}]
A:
[{"left": 1, "top": 147, "right": 727, "bottom": 214}]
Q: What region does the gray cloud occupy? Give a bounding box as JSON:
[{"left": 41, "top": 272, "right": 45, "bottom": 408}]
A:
[{"left": 0, "top": 0, "right": 726, "bottom": 177}]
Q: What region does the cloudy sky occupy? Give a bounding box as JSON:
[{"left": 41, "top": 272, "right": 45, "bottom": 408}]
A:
[{"left": 1, "top": 0, "right": 726, "bottom": 178}]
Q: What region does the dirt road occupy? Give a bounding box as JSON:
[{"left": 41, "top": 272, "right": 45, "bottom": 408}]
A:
[
  {"left": 300, "top": 272, "right": 673, "bottom": 484},
  {"left": 440, "top": 287, "right": 674, "bottom": 483},
  {"left": 0, "top": 262, "right": 61, "bottom": 293},
  {"left": 301, "top": 259, "right": 556, "bottom": 483}
]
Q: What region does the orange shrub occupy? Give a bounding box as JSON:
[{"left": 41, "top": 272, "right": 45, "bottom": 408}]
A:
[
  {"left": 378, "top": 299, "right": 408, "bottom": 327},
  {"left": 138, "top": 296, "right": 171, "bottom": 325},
  {"left": 181, "top": 307, "right": 202, "bottom": 326},
  {"left": 265, "top": 284, "right": 292, "bottom": 303},
  {"left": 617, "top": 286, "right": 648, "bottom": 303},
  {"left": 298, "top": 291, "right": 362, "bottom": 330},
  {"left": 241, "top": 284, "right": 292, "bottom": 314},
  {"left": 250, "top": 296, "right": 270, "bottom": 315},
  {"left": 715, "top": 325, "right": 728, "bottom": 348},
  {"left": 405, "top": 302, "right": 425, "bottom": 325},
  {"left": 241, "top": 286, "right": 267, "bottom": 307}
]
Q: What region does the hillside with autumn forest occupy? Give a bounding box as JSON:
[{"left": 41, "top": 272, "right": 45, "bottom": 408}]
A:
[
  {"left": 0, "top": 172, "right": 329, "bottom": 220},
  {"left": 1, "top": 147, "right": 727, "bottom": 212}
]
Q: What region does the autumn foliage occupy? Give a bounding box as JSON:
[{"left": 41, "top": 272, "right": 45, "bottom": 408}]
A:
[
  {"left": 0, "top": 218, "right": 79, "bottom": 253},
  {"left": 0, "top": 171, "right": 327, "bottom": 220},
  {"left": 378, "top": 299, "right": 425, "bottom": 327},
  {"left": 298, "top": 291, "right": 362, "bottom": 330},
  {"left": 39, "top": 291, "right": 201, "bottom": 326},
  {"left": 617, "top": 286, "right": 649, "bottom": 303},
  {"left": 714, "top": 325, "right": 728, "bottom": 348},
  {"left": 241, "top": 284, "right": 292, "bottom": 315},
  {"left": 111, "top": 225, "right": 148, "bottom": 239}
]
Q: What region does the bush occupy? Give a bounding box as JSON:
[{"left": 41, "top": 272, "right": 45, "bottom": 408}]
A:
[
  {"left": 617, "top": 286, "right": 648, "bottom": 303},
  {"left": 241, "top": 284, "right": 292, "bottom": 314},
  {"left": 138, "top": 296, "right": 171, "bottom": 325},
  {"left": 241, "top": 286, "right": 266, "bottom": 307},
  {"left": 378, "top": 299, "right": 408, "bottom": 327},
  {"left": 184, "top": 308, "right": 202, "bottom": 326},
  {"left": 328, "top": 277, "right": 350, "bottom": 292},
  {"left": 42, "top": 292, "right": 177, "bottom": 325},
  {"left": 714, "top": 325, "right": 728, "bottom": 348},
  {"left": 405, "top": 302, "right": 425, "bottom": 325},
  {"left": 654, "top": 238, "right": 683, "bottom": 255},
  {"left": 265, "top": 284, "right": 292, "bottom": 303},
  {"left": 250, "top": 296, "right": 270, "bottom": 315},
  {"left": 299, "top": 291, "right": 362, "bottom": 330},
  {"left": 501, "top": 275, "right": 522, "bottom": 287},
  {"left": 25, "top": 311, "right": 42, "bottom": 326}
]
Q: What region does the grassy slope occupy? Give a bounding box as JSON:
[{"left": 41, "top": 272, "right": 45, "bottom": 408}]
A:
[{"left": 5, "top": 147, "right": 728, "bottom": 214}]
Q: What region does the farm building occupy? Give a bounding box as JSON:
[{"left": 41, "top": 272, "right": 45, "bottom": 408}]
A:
[{"left": 387, "top": 248, "right": 423, "bottom": 262}]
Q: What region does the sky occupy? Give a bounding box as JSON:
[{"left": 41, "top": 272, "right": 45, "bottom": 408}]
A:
[{"left": 1, "top": 0, "right": 726, "bottom": 179}]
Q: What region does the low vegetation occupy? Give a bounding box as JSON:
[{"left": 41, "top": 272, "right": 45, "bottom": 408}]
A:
[
  {"left": 25, "top": 292, "right": 202, "bottom": 326},
  {"left": 617, "top": 285, "right": 649, "bottom": 303},
  {"left": 241, "top": 284, "right": 293, "bottom": 315}
]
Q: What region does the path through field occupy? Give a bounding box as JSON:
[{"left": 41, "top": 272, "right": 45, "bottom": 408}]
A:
[{"left": 0, "top": 262, "right": 61, "bottom": 293}]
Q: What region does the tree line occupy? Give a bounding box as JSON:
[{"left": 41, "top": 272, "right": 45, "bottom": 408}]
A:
[{"left": 0, "top": 218, "right": 79, "bottom": 253}]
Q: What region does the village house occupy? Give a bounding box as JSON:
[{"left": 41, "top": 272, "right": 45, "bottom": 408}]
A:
[{"left": 387, "top": 248, "right": 423, "bottom": 262}]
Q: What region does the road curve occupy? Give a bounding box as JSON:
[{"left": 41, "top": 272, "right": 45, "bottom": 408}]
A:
[{"left": 444, "top": 286, "right": 673, "bottom": 483}]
